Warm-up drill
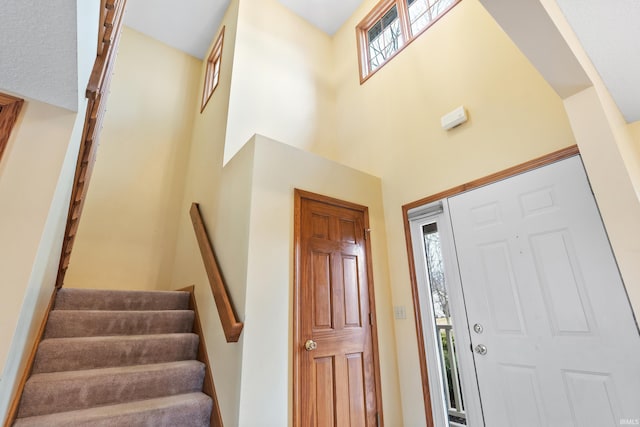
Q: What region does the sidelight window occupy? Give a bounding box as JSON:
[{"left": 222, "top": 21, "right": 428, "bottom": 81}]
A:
[{"left": 422, "top": 222, "right": 466, "bottom": 426}]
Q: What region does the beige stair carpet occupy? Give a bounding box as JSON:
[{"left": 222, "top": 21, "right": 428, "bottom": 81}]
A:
[{"left": 13, "top": 288, "right": 212, "bottom": 427}]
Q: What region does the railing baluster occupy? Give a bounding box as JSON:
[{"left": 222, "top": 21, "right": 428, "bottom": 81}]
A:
[
  {"left": 56, "top": 0, "right": 127, "bottom": 288},
  {"left": 436, "top": 325, "right": 453, "bottom": 411},
  {"left": 446, "top": 325, "right": 463, "bottom": 413},
  {"left": 436, "top": 323, "right": 466, "bottom": 423}
]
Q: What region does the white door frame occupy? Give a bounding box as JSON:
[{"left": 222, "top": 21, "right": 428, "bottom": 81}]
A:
[{"left": 408, "top": 200, "right": 484, "bottom": 427}]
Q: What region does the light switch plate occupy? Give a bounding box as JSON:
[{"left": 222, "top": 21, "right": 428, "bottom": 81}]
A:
[{"left": 394, "top": 306, "right": 407, "bottom": 319}]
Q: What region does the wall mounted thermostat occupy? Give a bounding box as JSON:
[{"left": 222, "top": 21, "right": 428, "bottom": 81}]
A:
[{"left": 441, "top": 106, "right": 468, "bottom": 130}]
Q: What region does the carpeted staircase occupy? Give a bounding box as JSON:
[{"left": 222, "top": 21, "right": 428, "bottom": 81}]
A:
[{"left": 13, "top": 288, "right": 213, "bottom": 426}]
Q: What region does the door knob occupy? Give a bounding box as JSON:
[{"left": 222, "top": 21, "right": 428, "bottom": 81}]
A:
[
  {"left": 474, "top": 344, "right": 487, "bottom": 355},
  {"left": 305, "top": 340, "right": 317, "bottom": 351},
  {"left": 473, "top": 323, "right": 483, "bottom": 334}
]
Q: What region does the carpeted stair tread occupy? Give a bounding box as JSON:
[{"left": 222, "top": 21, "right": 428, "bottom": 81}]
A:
[
  {"left": 17, "top": 360, "right": 206, "bottom": 418},
  {"left": 32, "top": 333, "right": 199, "bottom": 374},
  {"left": 44, "top": 310, "right": 195, "bottom": 338},
  {"left": 54, "top": 288, "right": 190, "bottom": 311},
  {"left": 13, "top": 392, "right": 213, "bottom": 427}
]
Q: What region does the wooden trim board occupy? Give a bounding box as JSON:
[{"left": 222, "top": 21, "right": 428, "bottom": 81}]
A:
[
  {"left": 178, "top": 286, "right": 224, "bottom": 427},
  {"left": 3, "top": 288, "right": 57, "bottom": 427},
  {"left": 0, "top": 93, "right": 24, "bottom": 164}
]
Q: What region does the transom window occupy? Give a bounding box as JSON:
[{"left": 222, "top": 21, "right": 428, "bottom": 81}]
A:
[
  {"left": 357, "top": 0, "right": 460, "bottom": 82},
  {"left": 201, "top": 26, "right": 225, "bottom": 112},
  {"left": 367, "top": 5, "right": 404, "bottom": 73}
]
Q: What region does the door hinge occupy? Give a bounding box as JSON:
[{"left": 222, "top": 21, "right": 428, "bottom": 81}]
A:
[
  {"left": 364, "top": 228, "right": 371, "bottom": 240},
  {"left": 376, "top": 412, "right": 380, "bottom": 427},
  {"left": 369, "top": 312, "right": 373, "bottom": 325}
]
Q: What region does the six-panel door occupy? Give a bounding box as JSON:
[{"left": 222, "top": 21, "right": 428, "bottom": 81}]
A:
[
  {"left": 297, "top": 196, "right": 378, "bottom": 427},
  {"left": 449, "top": 156, "right": 640, "bottom": 426}
]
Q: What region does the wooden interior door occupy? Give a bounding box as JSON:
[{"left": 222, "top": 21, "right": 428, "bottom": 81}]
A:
[{"left": 294, "top": 190, "right": 381, "bottom": 427}]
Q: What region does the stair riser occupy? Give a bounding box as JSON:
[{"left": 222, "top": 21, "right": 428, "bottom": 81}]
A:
[
  {"left": 13, "top": 393, "right": 213, "bottom": 427},
  {"left": 32, "top": 334, "right": 199, "bottom": 374},
  {"left": 54, "top": 288, "right": 190, "bottom": 311},
  {"left": 44, "top": 310, "right": 195, "bottom": 338},
  {"left": 18, "top": 362, "right": 205, "bottom": 418}
]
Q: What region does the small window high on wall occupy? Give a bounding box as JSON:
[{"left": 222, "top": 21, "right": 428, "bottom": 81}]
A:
[
  {"left": 356, "top": 0, "right": 460, "bottom": 83},
  {"left": 201, "top": 27, "right": 225, "bottom": 112}
]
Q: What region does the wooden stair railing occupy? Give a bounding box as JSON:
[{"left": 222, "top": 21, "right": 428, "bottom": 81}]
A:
[
  {"left": 0, "top": 93, "right": 24, "bottom": 164},
  {"left": 4, "top": 4, "right": 126, "bottom": 424},
  {"left": 56, "top": 0, "right": 127, "bottom": 288},
  {"left": 190, "top": 203, "right": 244, "bottom": 342}
]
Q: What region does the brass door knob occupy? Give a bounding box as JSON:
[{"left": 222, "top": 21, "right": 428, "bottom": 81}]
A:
[{"left": 304, "top": 340, "right": 317, "bottom": 351}]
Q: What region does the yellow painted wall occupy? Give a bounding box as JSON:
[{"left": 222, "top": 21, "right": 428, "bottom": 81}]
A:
[
  {"left": 630, "top": 121, "right": 640, "bottom": 148},
  {"left": 235, "top": 135, "right": 402, "bottom": 426},
  {"left": 563, "top": 88, "right": 640, "bottom": 312},
  {"left": 168, "top": 1, "right": 245, "bottom": 425},
  {"left": 0, "top": 100, "right": 76, "bottom": 374},
  {"left": 328, "top": 0, "right": 576, "bottom": 424},
  {"left": 0, "top": 101, "right": 86, "bottom": 423},
  {"left": 65, "top": 27, "right": 201, "bottom": 291},
  {"left": 6, "top": 1, "right": 634, "bottom": 426},
  {"left": 224, "top": 0, "right": 335, "bottom": 164}
]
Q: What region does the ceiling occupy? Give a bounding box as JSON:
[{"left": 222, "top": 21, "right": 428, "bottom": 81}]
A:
[
  {"left": 276, "top": 0, "right": 365, "bottom": 35},
  {"left": 124, "top": 0, "right": 364, "bottom": 59},
  {"left": 124, "top": 0, "right": 231, "bottom": 59}
]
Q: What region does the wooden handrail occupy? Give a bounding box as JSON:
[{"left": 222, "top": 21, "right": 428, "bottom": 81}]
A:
[
  {"left": 0, "top": 93, "right": 24, "bottom": 164},
  {"left": 190, "top": 203, "right": 243, "bottom": 343},
  {"left": 56, "top": 0, "right": 127, "bottom": 288}
]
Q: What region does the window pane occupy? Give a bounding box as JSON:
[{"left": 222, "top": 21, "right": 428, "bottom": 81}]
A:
[
  {"left": 423, "top": 222, "right": 467, "bottom": 425},
  {"left": 212, "top": 72, "right": 219, "bottom": 90},
  {"left": 407, "top": 0, "right": 456, "bottom": 35},
  {"left": 367, "top": 5, "right": 404, "bottom": 72}
]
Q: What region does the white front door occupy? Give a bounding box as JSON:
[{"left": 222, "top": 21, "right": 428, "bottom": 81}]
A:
[{"left": 448, "top": 156, "right": 640, "bottom": 426}]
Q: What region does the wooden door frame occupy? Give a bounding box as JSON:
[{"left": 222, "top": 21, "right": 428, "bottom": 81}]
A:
[
  {"left": 401, "top": 145, "right": 580, "bottom": 426},
  {"left": 293, "top": 189, "right": 384, "bottom": 426},
  {"left": 0, "top": 93, "right": 25, "bottom": 164}
]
